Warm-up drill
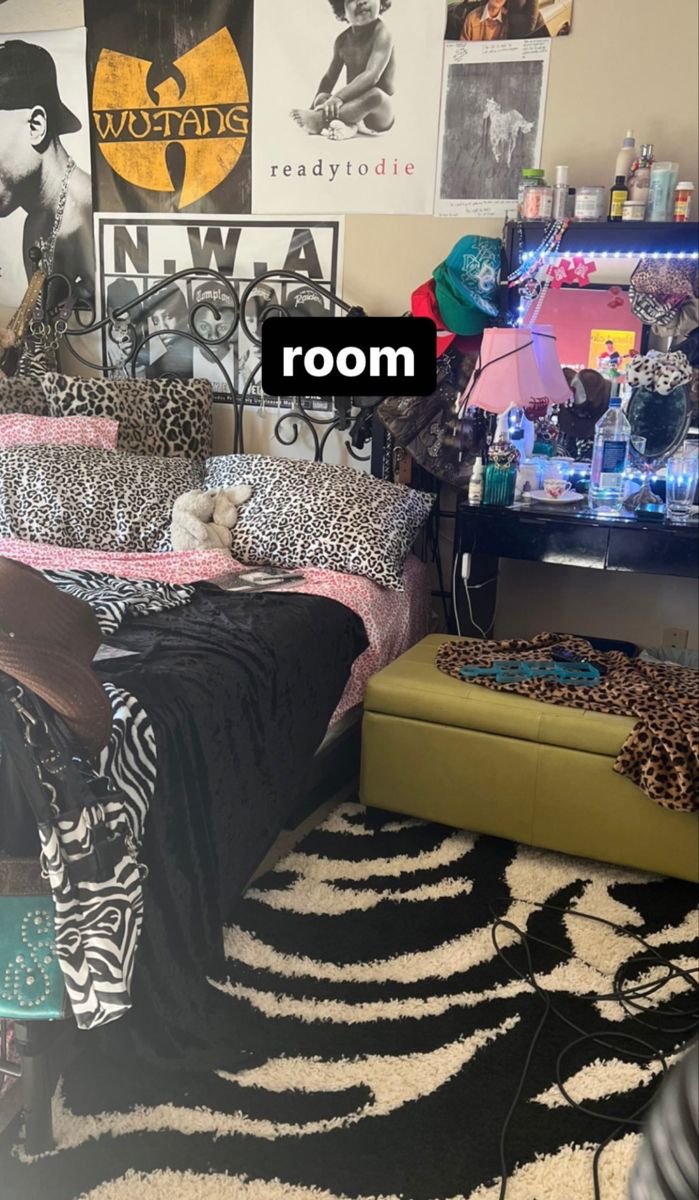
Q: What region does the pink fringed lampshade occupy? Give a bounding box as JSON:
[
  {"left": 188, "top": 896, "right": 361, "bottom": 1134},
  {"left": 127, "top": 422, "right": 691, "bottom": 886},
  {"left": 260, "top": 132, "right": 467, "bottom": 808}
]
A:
[
  {"left": 460, "top": 328, "right": 548, "bottom": 415},
  {"left": 530, "top": 325, "right": 573, "bottom": 407}
]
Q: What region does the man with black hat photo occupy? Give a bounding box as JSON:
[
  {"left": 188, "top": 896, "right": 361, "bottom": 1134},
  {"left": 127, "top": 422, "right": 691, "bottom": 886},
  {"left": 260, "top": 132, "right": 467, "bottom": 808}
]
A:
[
  {"left": 191, "top": 280, "right": 238, "bottom": 396},
  {"left": 0, "top": 37, "right": 93, "bottom": 300}
]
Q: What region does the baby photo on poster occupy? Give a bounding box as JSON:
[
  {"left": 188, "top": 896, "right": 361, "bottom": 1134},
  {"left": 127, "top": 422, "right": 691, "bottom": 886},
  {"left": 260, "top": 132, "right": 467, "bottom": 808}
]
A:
[{"left": 252, "top": 0, "right": 444, "bottom": 214}]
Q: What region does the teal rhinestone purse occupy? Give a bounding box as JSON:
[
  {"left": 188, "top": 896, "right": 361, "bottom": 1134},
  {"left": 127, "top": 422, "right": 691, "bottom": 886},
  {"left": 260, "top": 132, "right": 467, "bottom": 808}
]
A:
[{"left": 0, "top": 859, "right": 67, "bottom": 1021}]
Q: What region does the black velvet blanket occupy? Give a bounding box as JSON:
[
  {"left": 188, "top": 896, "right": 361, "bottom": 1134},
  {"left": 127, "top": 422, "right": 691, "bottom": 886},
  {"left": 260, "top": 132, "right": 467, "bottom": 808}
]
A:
[{"left": 88, "top": 583, "right": 367, "bottom": 1064}]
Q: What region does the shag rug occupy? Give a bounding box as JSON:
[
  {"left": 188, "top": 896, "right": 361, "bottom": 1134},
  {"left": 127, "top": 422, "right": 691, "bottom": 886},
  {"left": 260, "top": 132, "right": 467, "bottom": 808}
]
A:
[{"left": 1, "top": 803, "right": 697, "bottom": 1200}]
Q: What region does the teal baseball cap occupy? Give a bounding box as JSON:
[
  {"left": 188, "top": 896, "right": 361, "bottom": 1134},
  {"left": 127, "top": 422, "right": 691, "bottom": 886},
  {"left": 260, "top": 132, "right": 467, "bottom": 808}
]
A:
[{"left": 433, "top": 236, "right": 501, "bottom": 336}]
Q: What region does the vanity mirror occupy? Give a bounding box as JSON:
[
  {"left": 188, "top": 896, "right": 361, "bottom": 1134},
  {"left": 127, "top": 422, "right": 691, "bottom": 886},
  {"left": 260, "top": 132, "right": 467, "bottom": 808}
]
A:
[
  {"left": 627, "top": 383, "right": 692, "bottom": 463},
  {"left": 623, "top": 352, "right": 695, "bottom": 510},
  {"left": 502, "top": 220, "right": 699, "bottom": 487}
]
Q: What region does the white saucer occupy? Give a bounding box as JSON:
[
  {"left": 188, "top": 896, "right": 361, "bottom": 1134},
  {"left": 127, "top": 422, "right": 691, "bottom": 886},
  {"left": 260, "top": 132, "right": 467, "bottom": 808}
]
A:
[{"left": 525, "top": 489, "right": 585, "bottom": 504}]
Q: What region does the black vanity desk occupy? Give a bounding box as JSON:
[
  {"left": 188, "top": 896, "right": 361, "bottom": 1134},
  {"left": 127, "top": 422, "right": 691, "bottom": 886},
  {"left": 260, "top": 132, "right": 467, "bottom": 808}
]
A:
[{"left": 456, "top": 501, "right": 699, "bottom": 637}]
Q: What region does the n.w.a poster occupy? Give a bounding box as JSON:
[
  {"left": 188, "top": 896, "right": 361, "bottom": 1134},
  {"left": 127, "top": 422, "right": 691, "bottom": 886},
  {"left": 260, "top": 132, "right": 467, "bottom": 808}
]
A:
[
  {"left": 84, "top": 0, "right": 252, "bottom": 214},
  {"left": 252, "top": 0, "right": 444, "bottom": 214},
  {"left": 95, "top": 214, "right": 343, "bottom": 406}
]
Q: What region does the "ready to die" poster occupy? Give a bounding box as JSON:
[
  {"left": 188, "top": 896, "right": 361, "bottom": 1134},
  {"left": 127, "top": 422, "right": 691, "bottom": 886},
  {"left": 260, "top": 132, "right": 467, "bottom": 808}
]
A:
[{"left": 251, "top": 0, "right": 444, "bottom": 215}]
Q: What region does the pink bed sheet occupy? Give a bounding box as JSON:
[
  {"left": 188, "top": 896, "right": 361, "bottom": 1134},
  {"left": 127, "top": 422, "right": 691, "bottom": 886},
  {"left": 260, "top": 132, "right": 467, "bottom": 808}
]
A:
[{"left": 0, "top": 539, "right": 432, "bottom": 722}]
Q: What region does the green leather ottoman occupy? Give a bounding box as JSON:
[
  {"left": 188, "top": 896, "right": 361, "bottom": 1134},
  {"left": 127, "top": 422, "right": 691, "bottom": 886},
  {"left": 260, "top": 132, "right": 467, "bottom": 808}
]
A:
[{"left": 360, "top": 635, "right": 699, "bottom": 883}]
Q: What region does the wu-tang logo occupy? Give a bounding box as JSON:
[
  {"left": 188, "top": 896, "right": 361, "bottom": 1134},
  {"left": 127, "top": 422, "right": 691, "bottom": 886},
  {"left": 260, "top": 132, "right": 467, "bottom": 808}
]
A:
[{"left": 92, "top": 28, "right": 249, "bottom": 209}]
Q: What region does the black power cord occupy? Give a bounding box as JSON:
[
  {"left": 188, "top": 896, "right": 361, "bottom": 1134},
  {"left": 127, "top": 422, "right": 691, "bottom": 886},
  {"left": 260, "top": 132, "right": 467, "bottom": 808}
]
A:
[{"left": 487, "top": 897, "right": 699, "bottom": 1200}]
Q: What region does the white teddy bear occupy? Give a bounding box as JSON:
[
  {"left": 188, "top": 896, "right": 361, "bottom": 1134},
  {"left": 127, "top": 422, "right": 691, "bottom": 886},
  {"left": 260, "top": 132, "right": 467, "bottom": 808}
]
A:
[{"left": 171, "top": 485, "right": 252, "bottom": 552}]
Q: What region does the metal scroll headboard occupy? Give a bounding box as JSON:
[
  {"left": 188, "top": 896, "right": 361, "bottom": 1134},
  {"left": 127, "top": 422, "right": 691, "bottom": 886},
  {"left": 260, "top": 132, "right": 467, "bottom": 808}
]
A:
[{"left": 25, "top": 260, "right": 387, "bottom": 469}]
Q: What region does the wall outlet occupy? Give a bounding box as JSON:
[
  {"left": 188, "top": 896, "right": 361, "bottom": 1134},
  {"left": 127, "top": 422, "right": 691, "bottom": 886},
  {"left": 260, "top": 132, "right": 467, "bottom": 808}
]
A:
[{"left": 662, "top": 627, "right": 689, "bottom": 649}]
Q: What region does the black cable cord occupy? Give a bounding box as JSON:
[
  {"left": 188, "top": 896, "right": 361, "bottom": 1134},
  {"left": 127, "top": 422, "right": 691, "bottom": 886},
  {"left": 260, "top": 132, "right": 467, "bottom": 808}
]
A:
[
  {"left": 422, "top": 487, "right": 451, "bottom": 631},
  {"left": 485, "top": 896, "right": 699, "bottom": 1200}
]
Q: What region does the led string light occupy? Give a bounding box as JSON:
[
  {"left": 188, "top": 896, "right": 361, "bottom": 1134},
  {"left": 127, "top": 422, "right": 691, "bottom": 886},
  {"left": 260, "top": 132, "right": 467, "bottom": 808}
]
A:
[
  {"left": 521, "top": 249, "right": 699, "bottom": 262},
  {"left": 513, "top": 225, "right": 698, "bottom": 326}
]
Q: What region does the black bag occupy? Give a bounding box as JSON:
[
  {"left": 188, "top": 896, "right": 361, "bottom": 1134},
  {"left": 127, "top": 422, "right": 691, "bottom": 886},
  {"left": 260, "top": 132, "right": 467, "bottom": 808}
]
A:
[{"left": 378, "top": 345, "right": 487, "bottom": 489}]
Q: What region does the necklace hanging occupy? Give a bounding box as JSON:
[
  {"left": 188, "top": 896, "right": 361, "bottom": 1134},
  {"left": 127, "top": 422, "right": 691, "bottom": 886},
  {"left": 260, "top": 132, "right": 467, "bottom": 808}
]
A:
[
  {"left": 509, "top": 217, "right": 571, "bottom": 327},
  {"left": 507, "top": 217, "right": 570, "bottom": 289},
  {"left": 39, "top": 156, "right": 76, "bottom": 276}
]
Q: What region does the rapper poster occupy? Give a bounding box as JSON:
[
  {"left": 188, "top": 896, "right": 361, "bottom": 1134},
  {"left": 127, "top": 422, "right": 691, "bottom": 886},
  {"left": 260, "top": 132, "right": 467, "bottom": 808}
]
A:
[
  {"left": 95, "top": 213, "right": 343, "bottom": 408},
  {"left": 435, "top": 38, "right": 550, "bottom": 218},
  {"left": 589, "top": 328, "right": 639, "bottom": 373},
  {"left": 84, "top": 0, "right": 252, "bottom": 215},
  {"left": 445, "top": 0, "right": 573, "bottom": 40},
  {"left": 0, "top": 27, "right": 92, "bottom": 308},
  {"left": 252, "top": 0, "right": 444, "bottom": 215}
]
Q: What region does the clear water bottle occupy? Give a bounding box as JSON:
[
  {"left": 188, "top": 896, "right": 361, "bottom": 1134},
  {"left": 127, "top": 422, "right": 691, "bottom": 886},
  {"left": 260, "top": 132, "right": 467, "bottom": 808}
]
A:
[{"left": 589, "top": 388, "right": 631, "bottom": 513}]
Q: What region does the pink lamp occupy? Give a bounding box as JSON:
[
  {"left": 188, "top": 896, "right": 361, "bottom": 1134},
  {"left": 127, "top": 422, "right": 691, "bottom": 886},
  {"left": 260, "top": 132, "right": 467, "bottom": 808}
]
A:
[
  {"left": 530, "top": 325, "right": 573, "bottom": 407},
  {"left": 459, "top": 328, "right": 549, "bottom": 416}
]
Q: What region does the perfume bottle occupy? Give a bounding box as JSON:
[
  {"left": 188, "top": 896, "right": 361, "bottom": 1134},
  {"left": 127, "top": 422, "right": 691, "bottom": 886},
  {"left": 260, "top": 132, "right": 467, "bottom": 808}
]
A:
[{"left": 483, "top": 441, "right": 520, "bottom": 507}]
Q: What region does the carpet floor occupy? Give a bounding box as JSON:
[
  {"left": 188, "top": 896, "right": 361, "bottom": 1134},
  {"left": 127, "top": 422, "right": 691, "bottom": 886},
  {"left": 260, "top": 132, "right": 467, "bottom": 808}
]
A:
[{"left": 1, "top": 802, "right": 697, "bottom": 1200}]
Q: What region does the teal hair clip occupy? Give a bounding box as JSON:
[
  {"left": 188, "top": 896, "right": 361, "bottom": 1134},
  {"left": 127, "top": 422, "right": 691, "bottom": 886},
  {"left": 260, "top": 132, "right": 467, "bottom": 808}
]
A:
[{"left": 460, "top": 660, "right": 601, "bottom": 686}]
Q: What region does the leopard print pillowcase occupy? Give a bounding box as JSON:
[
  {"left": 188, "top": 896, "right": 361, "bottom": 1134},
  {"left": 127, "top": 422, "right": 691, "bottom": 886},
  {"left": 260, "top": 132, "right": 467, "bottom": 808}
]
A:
[
  {"left": 204, "top": 455, "right": 435, "bottom": 590},
  {"left": 42, "top": 373, "right": 214, "bottom": 460},
  {"left": 0, "top": 377, "right": 49, "bottom": 418},
  {"left": 0, "top": 445, "right": 204, "bottom": 552}
]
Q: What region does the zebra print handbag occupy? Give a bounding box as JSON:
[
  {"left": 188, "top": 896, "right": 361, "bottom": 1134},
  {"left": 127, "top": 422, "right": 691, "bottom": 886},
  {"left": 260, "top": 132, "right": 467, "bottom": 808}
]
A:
[{"left": 0, "top": 681, "right": 148, "bottom": 1030}]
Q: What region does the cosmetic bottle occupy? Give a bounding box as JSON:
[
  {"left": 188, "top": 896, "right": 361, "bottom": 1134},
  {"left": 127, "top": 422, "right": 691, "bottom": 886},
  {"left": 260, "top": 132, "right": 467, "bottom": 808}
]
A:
[
  {"left": 628, "top": 143, "right": 654, "bottom": 213},
  {"left": 674, "top": 182, "right": 694, "bottom": 222},
  {"left": 517, "top": 169, "right": 545, "bottom": 218},
  {"left": 648, "top": 162, "right": 679, "bottom": 221},
  {"left": 551, "top": 166, "right": 569, "bottom": 221},
  {"left": 614, "top": 131, "right": 636, "bottom": 185},
  {"left": 608, "top": 175, "right": 629, "bottom": 222},
  {"left": 468, "top": 458, "right": 484, "bottom": 505}
]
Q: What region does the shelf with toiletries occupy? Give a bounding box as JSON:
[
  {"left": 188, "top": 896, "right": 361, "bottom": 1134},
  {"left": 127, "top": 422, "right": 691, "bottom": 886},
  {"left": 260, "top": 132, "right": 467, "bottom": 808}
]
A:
[{"left": 517, "top": 136, "right": 695, "bottom": 227}]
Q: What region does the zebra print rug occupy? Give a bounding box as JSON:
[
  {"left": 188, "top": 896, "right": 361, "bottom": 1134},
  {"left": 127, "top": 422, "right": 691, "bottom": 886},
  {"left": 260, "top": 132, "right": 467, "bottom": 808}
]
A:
[{"left": 2, "top": 802, "right": 697, "bottom": 1200}]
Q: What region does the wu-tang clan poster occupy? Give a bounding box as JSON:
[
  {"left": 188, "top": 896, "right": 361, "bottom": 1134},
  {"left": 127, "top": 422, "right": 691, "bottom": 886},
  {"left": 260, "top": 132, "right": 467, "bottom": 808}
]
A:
[{"left": 85, "top": 0, "right": 252, "bottom": 214}]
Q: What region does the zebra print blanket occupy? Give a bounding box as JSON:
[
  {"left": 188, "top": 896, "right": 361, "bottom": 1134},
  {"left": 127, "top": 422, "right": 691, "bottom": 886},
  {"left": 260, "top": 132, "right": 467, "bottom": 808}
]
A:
[
  {"left": 20, "top": 569, "right": 189, "bottom": 1028},
  {"left": 37, "top": 683, "right": 157, "bottom": 1029},
  {"left": 7, "top": 575, "right": 366, "bottom": 1043},
  {"left": 42, "top": 568, "right": 194, "bottom": 637}
]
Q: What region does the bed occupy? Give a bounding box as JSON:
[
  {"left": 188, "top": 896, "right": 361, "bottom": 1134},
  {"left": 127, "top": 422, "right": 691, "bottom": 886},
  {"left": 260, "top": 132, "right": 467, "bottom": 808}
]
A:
[{"left": 0, "top": 266, "right": 434, "bottom": 1148}]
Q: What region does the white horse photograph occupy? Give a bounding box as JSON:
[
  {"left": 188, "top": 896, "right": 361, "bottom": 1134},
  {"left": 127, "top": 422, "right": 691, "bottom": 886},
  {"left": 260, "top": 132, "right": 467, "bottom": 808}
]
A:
[
  {"left": 483, "top": 97, "right": 534, "bottom": 167},
  {"left": 436, "top": 43, "right": 549, "bottom": 216}
]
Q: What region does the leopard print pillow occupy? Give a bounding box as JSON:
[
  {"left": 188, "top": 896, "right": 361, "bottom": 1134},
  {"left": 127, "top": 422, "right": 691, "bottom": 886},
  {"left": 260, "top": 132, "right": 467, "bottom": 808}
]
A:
[
  {"left": 0, "top": 377, "right": 49, "bottom": 417},
  {"left": 42, "top": 373, "right": 213, "bottom": 459},
  {"left": 204, "top": 455, "right": 435, "bottom": 590},
  {"left": 0, "top": 445, "right": 204, "bottom": 552}
]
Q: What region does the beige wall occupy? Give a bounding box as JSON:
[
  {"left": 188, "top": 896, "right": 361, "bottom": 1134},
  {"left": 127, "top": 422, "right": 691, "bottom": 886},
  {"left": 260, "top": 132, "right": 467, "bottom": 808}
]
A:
[{"left": 3, "top": 0, "right": 698, "bottom": 645}]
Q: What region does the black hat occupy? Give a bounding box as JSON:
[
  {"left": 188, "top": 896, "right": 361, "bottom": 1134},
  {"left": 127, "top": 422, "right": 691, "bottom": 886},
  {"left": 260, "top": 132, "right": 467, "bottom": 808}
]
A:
[
  {"left": 246, "top": 282, "right": 278, "bottom": 322},
  {"left": 107, "top": 277, "right": 140, "bottom": 314},
  {"left": 0, "top": 40, "right": 81, "bottom": 135},
  {"left": 192, "top": 281, "right": 236, "bottom": 310},
  {"left": 285, "top": 285, "right": 328, "bottom": 318}
]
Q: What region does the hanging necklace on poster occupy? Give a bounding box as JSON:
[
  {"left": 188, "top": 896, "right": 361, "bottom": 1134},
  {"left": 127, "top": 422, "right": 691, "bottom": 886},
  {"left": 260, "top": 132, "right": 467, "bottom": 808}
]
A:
[
  {"left": 40, "top": 156, "right": 76, "bottom": 275},
  {"left": 16, "top": 157, "right": 78, "bottom": 374}
]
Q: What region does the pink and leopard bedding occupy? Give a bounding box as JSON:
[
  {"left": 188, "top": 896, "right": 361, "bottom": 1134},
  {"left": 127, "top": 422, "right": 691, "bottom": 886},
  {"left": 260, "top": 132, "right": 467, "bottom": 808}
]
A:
[{"left": 0, "top": 414, "right": 119, "bottom": 451}]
